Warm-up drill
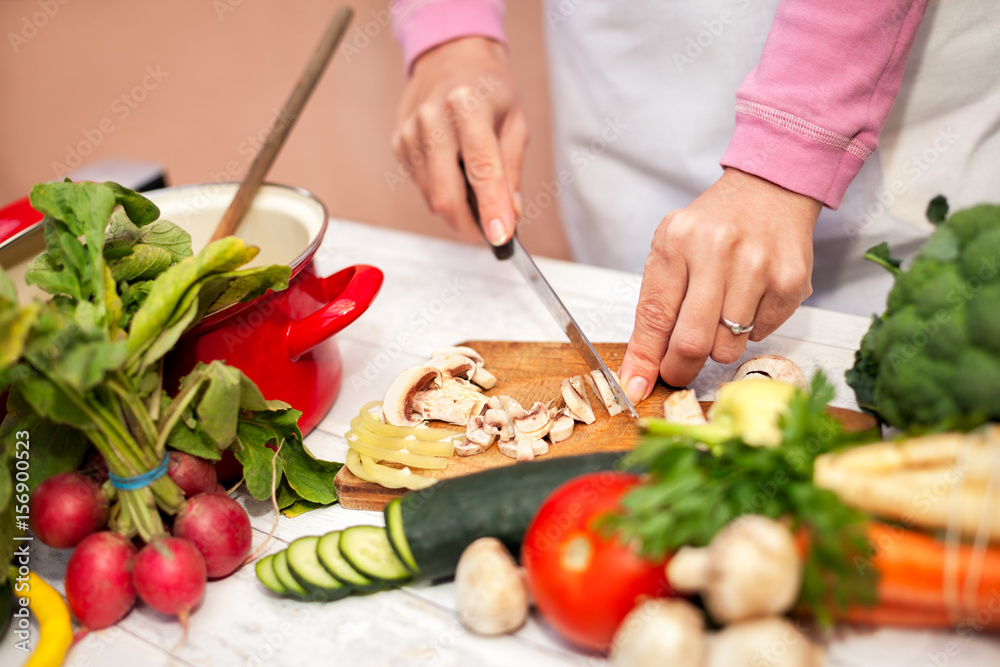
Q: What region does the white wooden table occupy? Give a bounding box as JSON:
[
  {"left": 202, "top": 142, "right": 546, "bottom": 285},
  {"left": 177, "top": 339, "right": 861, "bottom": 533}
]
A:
[{"left": 4, "top": 220, "right": 1000, "bottom": 666}]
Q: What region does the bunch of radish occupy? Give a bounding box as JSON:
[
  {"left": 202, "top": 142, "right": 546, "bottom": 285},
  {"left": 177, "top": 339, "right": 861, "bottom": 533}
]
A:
[{"left": 30, "top": 450, "right": 253, "bottom": 633}]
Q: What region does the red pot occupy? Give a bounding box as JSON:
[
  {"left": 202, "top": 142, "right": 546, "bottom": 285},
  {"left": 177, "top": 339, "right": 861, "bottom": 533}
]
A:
[{"left": 0, "top": 183, "right": 382, "bottom": 442}]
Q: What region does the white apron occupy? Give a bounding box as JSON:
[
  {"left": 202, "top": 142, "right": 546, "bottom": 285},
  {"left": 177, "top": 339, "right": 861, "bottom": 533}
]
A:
[{"left": 540, "top": 0, "right": 999, "bottom": 317}]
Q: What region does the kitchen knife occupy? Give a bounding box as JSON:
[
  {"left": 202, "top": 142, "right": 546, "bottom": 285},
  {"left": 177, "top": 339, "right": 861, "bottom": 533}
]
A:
[{"left": 461, "top": 164, "right": 638, "bottom": 418}]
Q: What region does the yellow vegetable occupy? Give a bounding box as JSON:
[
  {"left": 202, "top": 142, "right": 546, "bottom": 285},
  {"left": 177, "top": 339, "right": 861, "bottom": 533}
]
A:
[
  {"left": 707, "top": 377, "right": 797, "bottom": 447},
  {"left": 13, "top": 570, "right": 73, "bottom": 667}
]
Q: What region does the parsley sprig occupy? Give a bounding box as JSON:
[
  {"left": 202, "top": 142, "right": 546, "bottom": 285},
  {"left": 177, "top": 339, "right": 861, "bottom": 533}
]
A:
[{"left": 609, "top": 373, "right": 878, "bottom": 626}]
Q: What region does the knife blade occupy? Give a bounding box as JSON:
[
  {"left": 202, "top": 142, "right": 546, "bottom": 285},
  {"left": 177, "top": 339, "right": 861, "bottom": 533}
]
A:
[{"left": 460, "top": 163, "right": 638, "bottom": 418}]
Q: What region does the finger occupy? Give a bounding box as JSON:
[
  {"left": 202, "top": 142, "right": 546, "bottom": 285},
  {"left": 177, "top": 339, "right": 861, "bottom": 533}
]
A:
[
  {"left": 392, "top": 116, "right": 434, "bottom": 203},
  {"left": 418, "top": 125, "right": 481, "bottom": 242},
  {"left": 659, "top": 262, "right": 726, "bottom": 388},
  {"left": 449, "top": 87, "right": 517, "bottom": 245},
  {"left": 498, "top": 111, "right": 528, "bottom": 216},
  {"left": 711, "top": 278, "right": 765, "bottom": 365},
  {"left": 748, "top": 265, "right": 813, "bottom": 343},
  {"left": 620, "top": 252, "right": 688, "bottom": 403}
]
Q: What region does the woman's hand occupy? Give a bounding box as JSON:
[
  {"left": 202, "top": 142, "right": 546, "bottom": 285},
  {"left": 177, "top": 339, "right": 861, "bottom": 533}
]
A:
[
  {"left": 392, "top": 37, "right": 527, "bottom": 246},
  {"left": 619, "top": 168, "right": 822, "bottom": 400}
]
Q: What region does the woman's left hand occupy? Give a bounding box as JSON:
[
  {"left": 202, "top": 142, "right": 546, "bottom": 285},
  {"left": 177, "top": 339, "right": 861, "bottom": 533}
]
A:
[{"left": 618, "top": 168, "right": 822, "bottom": 400}]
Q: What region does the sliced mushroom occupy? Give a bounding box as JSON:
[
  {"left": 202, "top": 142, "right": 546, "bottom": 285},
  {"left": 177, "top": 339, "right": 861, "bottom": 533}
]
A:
[
  {"left": 548, "top": 408, "right": 575, "bottom": 443},
  {"left": 663, "top": 389, "right": 708, "bottom": 425},
  {"left": 483, "top": 408, "right": 514, "bottom": 441},
  {"left": 515, "top": 438, "right": 535, "bottom": 462},
  {"left": 561, "top": 376, "right": 596, "bottom": 424},
  {"left": 455, "top": 439, "right": 487, "bottom": 456},
  {"left": 585, "top": 369, "right": 624, "bottom": 416},
  {"left": 382, "top": 366, "right": 444, "bottom": 427},
  {"left": 513, "top": 402, "right": 553, "bottom": 441},
  {"left": 731, "top": 355, "right": 808, "bottom": 392},
  {"left": 432, "top": 345, "right": 497, "bottom": 389},
  {"left": 530, "top": 439, "right": 549, "bottom": 457},
  {"left": 411, "top": 377, "right": 488, "bottom": 426},
  {"left": 466, "top": 415, "right": 498, "bottom": 448},
  {"left": 497, "top": 439, "right": 518, "bottom": 459},
  {"left": 425, "top": 353, "right": 477, "bottom": 381}
]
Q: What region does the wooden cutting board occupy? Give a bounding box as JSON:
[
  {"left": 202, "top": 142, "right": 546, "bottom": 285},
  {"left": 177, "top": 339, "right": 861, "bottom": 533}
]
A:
[{"left": 333, "top": 341, "right": 876, "bottom": 510}]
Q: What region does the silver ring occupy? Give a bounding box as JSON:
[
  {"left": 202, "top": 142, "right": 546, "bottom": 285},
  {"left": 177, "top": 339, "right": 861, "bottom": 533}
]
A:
[{"left": 721, "top": 316, "right": 754, "bottom": 335}]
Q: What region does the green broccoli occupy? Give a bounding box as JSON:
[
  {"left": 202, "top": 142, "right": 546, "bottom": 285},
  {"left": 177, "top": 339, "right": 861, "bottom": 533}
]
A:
[{"left": 845, "top": 197, "right": 1000, "bottom": 430}]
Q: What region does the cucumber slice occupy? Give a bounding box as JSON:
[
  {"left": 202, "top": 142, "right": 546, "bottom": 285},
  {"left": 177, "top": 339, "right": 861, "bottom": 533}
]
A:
[
  {"left": 255, "top": 555, "right": 287, "bottom": 596},
  {"left": 317, "top": 531, "right": 380, "bottom": 591},
  {"left": 287, "top": 536, "right": 352, "bottom": 601},
  {"left": 384, "top": 498, "right": 419, "bottom": 575},
  {"left": 272, "top": 550, "right": 308, "bottom": 598},
  {"left": 339, "top": 525, "right": 412, "bottom": 584}
]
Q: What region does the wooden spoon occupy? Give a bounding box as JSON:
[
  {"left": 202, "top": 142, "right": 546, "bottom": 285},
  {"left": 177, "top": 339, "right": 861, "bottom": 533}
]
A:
[{"left": 209, "top": 6, "right": 354, "bottom": 243}]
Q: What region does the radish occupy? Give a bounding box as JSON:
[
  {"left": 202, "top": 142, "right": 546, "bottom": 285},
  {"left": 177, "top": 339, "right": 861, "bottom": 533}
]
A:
[
  {"left": 132, "top": 536, "right": 207, "bottom": 628},
  {"left": 30, "top": 471, "right": 109, "bottom": 548},
  {"left": 167, "top": 451, "right": 218, "bottom": 497},
  {"left": 173, "top": 492, "right": 253, "bottom": 578},
  {"left": 65, "top": 531, "right": 137, "bottom": 630}
]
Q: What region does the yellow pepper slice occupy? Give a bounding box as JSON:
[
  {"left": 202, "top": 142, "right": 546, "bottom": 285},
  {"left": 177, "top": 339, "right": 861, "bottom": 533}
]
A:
[{"left": 13, "top": 570, "right": 73, "bottom": 667}]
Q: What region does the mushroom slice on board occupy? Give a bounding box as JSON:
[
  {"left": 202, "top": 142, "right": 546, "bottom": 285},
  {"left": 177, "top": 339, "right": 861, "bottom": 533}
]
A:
[
  {"left": 515, "top": 439, "right": 535, "bottom": 462},
  {"left": 425, "top": 353, "right": 477, "bottom": 381},
  {"left": 432, "top": 345, "right": 497, "bottom": 389},
  {"left": 466, "top": 415, "right": 498, "bottom": 448},
  {"left": 561, "top": 376, "right": 596, "bottom": 424},
  {"left": 663, "top": 389, "right": 708, "bottom": 425},
  {"left": 497, "top": 439, "right": 519, "bottom": 459},
  {"left": 411, "top": 377, "right": 488, "bottom": 426},
  {"left": 382, "top": 366, "right": 444, "bottom": 427},
  {"left": 731, "top": 355, "right": 809, "bottom": 392},
  {"left": 547, "top": 408, "right": 575, "bottom": 443},
  {"left": 455, "top": 439, "right": 488, "bottom": 457},
  {"left": 530, "top": 439, "right": 549, "bottom": 457},
  {"left": 483, "top": 408, "right": 514, "bottom": 441},
  {"left": 585, "top": 369, "right": 623, "bottom": 416},
  {"left": 513, "top": 402, "right": 553, "bottom": 441}
]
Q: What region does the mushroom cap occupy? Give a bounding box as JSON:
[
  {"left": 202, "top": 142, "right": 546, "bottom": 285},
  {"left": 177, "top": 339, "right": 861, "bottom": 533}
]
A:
[
  {"left": 707, "top": 617, "right": 824, "bottom": 667},
  {"left": 731, "top": 355, "right": 809, "bottom": 392},
  {"left": 455, "top": 537, "right": 530, "bottom": 635},
  {"left": 432, "top": 345, "right": 485, "bottom": 366},
  {"left": 425, "top": 353, "right": 477, "bottom": 380},
  {"left": 609, "top": 598, "right": 707, "bottom": 667},
  {"left": 382, "top": 365, "right": 444, "bottom": 427},
  {"left": 702, "top": 515, "right": 802, "bottom": 623}
]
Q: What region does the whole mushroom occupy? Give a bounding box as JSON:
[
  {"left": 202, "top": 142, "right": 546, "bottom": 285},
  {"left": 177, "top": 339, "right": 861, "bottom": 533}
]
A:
[
  {"left": 731, "top": 355, "right": 809, "bottom": 392},
  {"left": 666, "top": 514, "right": 802, "bottom": 624},
  {"left": 609, "top": 598, "right": 707, "bottom": 667}
]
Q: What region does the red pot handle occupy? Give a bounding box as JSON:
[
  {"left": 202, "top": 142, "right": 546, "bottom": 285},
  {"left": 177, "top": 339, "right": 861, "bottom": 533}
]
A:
[
  {"left": 286, "top": 264, "right": 384, "bottom": 360},
  {"left": 0, "top": 195, "right": 43, "bottom": 245}
]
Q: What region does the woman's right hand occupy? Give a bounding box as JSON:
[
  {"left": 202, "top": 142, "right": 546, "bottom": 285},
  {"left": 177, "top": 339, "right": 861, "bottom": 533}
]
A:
[{"left": 392, "top": 37, "right": 527, "bottom": 247}]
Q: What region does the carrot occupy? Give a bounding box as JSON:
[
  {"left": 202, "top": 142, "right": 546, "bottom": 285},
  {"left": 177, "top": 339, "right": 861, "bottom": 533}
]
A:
[{"left": 841, "top": 523, "right": 1000, "bottom": 630}]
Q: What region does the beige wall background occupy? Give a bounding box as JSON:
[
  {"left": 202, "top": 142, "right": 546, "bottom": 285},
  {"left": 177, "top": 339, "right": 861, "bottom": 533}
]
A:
[{"left": 0, "top": 0, "right": 570, "bottom": 259}]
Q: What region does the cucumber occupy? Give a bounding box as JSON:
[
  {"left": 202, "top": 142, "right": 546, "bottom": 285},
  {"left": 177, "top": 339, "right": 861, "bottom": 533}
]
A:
[
  {"left": 339, "top": 525, "right": 412, "bottom": 584},
  {"left": 255, "top": 554, "right": 287, "bottom": 596},
  {"left": 317, "top": 531, "right": 380, "bottom": 591},
  {"left": 272, "top": 549, "right": 308, "bottom": 598},
  {"left": 385, "top": 451, "right": 623, "bottom": 581},
  {"left": 287, "top": 536, "right": 352, "bottom": 601}
]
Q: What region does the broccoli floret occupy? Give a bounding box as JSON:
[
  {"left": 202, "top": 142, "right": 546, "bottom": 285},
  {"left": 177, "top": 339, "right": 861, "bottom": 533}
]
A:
[{"left": 845, "top": 197, "right": 1000, "bottom": 430}]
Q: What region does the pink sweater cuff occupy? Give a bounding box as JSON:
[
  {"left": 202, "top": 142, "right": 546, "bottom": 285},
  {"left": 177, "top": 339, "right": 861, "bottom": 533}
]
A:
[
  {"left": 393, "top": 0, "right": 507, "bottom": 74},
  {"left": 720, "top": 101, "right": 869, "bottom": 209}
]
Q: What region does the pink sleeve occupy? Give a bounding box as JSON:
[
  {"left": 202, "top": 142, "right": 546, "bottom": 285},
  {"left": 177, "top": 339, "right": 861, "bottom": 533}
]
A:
[
  {"left": 392, "top": 0, "right": 507, "bottom": 74},
  {"left": 720, "top": 0, "right": 929, "bottom": 208}
]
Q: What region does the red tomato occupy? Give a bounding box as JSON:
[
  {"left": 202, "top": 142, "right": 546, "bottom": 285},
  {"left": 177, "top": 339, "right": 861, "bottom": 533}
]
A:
[{"left": 520, "top": 471, "right": 671, "bottom": 653}]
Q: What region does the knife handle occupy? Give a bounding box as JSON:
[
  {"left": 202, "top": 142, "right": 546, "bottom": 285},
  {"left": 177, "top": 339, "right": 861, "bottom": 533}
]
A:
[{"left": 460, "top": 158, "right": 514, "bottom": 261}]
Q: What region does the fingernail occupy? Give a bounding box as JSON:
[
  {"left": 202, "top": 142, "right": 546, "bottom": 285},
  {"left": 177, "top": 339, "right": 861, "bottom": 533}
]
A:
[
  {"left": 487, "top": 218, "right": 507, "bottom": 245},
  {"left": 625, "top": 376, "right": 648, "bottom": 404}
]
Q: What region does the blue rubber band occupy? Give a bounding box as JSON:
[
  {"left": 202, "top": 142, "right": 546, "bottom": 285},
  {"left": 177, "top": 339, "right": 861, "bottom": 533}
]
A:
[{"left": 109, "top": 456, "right": 169, "bottom": 490}]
